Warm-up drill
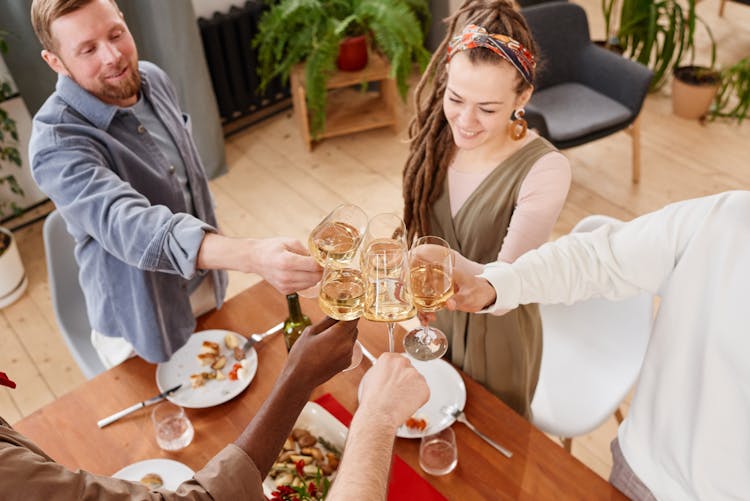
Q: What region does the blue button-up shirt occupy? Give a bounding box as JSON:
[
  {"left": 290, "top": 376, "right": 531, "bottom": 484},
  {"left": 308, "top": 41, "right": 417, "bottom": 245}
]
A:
[{"left": 30, "top": 61, "right": 227, "bottom": 363}]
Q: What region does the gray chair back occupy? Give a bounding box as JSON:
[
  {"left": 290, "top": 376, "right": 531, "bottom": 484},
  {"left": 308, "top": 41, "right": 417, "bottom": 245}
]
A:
[
  {"left": 43, "top": 210, "right": 105, "bottom": 379},
  {"left": 523, "top": 2, "right": 591, "bottom": 91}
]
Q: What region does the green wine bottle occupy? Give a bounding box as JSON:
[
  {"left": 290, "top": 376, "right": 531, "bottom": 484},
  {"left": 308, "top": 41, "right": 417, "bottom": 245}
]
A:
[{"left": 283, "top": 293, "right": 312, "bottom": 351}]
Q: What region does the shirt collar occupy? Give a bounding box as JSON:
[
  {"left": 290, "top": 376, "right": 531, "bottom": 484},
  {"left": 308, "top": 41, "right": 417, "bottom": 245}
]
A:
[{"left": 55, "top": 62, "right": 152, "bottom": 130}]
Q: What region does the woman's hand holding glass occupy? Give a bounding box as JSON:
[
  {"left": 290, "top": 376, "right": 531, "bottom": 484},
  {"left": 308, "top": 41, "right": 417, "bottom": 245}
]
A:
[{"left": 403, "top": 236, "right": 453, "bottom": 361}]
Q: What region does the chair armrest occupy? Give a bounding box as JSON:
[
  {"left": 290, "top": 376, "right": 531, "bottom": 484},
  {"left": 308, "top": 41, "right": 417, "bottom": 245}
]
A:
[{"left": 576, "top": 45, "right": 654, "bottom": 116}]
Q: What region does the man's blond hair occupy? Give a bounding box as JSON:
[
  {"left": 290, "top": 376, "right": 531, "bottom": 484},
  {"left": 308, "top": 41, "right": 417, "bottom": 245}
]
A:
[{"left": 31, "top": 0, "right": 120, "bottom": 51}]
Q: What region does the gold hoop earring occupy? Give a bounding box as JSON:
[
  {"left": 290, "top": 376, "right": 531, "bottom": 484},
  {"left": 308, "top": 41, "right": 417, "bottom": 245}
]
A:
[{"left": 509, "top": 108, "right": 527, "bottom": 141}]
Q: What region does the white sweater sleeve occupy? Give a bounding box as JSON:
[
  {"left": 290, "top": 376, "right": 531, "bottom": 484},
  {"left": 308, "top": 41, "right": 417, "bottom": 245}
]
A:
[{"left": 479, "top": 193, "right": 727, "bottom": 312}]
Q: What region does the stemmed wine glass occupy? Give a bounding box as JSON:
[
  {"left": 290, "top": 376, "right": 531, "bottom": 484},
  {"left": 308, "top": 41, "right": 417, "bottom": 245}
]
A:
[
  {"left": 362, "top": 216, "right": 416, "bottom": 352},
  {"left": 301, "top": 203, "right": 368, "bottom": 298},
  {"left": 318, "top": 257, "right": 364, "bottom": 371},
  {"left": 403, "top": 236, "right": 453, "bottom": 361}
]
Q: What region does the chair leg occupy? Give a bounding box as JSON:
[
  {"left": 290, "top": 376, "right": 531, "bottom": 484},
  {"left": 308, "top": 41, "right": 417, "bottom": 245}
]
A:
[
  {"left": 628, "top": 116, "right": 641, "bottom": 183},
  {"left": 562, "top": 438, "right": 572, "bottom": 453},
  {"left": 614, "top": 407, "right": 625, "bottom": 424}
]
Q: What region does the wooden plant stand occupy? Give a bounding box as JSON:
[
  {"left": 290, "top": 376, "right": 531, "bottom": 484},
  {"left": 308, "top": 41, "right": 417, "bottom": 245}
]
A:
[{"left": 290, "top": 52, "right": 399, "bottom": 151}]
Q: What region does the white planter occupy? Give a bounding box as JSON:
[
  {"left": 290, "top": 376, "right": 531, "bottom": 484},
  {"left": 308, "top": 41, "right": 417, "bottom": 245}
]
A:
[{"left": 0, "top": 226, "right": 27, "bottom": 308}]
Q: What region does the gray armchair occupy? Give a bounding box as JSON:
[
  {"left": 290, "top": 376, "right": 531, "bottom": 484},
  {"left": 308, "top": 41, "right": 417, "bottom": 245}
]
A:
[{"left": 521, "top": 2, "right": 653, "bottom": 182}]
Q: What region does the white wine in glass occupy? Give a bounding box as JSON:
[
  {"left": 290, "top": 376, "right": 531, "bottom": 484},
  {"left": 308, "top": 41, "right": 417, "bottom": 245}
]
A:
[
  {"left": 318, "top": 259, "right": 365, "bottom": 371},
  {"left": 363, "top": 247, "right": 416, "bottom": 352},
  {"left": 309, "top": 220, "right": 362, "bottom": 265},
  {"left": 403, "top": 236, "right": 453, "bottom": 361},
  {"left": 308, "top": 204, "right": 368, "bottom": 266},
  {"left": 318, "top": 267, "right": 366, "bottom": 321},
  {"left": 300, "top": 203, "right": 367, "bottom": 299},
  {"left": 410, "top": 264, "right": 454, "bottom": 312}
]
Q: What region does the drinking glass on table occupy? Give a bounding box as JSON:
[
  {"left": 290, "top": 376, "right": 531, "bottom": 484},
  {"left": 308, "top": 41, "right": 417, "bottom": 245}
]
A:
[
  {"left": 301, "top": 203, "right": 368, "bottom": 298},
  {"left": 419, "top": 427, "right": 458, "bottom": 476},
  {"left": 318, "top": 257, "right": 365, "bottom": 371},
  {"left": 362, "top": 241, "right": 416, "bottom": 352},
  {"left": 152, "top": 401, "right": 194, "bottom": 451},
  {"left": 403, "top": 236, "right": 453, "bottom": 361}
]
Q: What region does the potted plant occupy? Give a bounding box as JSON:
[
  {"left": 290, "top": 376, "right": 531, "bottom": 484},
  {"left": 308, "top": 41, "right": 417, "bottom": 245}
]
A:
[
  {"left": 614, "top": 0, "right": 716, "bottom": 91},
  {"left": 0, "top": 29, "right": 28, "bottom": 308},
  {"left": 709, "top": 57, "right": 750, "bottom": 123},
  {"left": 253, "top": 0, "right": 431, "bottom": 137},
  {"left": 671, "top": 65, "right": 722, "bottom": 119}
]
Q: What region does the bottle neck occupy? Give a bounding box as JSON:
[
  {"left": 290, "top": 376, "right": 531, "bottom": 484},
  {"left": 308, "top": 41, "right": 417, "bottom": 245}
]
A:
[{"left": 286, "top": 293, "right": 303, "bottom": 321}]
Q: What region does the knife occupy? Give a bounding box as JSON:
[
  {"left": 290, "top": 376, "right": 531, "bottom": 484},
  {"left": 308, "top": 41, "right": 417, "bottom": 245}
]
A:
[
  {"left": 97, "top": 384, "right": 182, "bottom": 428},
  {"left": 241, "top": 321, "right": 285, "bottom": 352}
]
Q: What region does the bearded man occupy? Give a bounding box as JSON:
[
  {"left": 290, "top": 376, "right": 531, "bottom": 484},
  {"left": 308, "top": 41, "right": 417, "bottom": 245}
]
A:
[{"left": 29, "top": 0, "right": 322, "bottom": 367}]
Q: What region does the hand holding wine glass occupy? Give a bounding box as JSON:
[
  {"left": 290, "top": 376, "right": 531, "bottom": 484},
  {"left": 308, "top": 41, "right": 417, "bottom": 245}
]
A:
[{"left": 403, "top": 236, "right": 453, "bottom": 361}]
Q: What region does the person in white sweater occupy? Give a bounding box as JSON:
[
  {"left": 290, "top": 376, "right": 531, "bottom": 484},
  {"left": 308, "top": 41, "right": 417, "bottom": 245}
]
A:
[{"left": 445, "top": 191, "right": 750, "bottom": 500}]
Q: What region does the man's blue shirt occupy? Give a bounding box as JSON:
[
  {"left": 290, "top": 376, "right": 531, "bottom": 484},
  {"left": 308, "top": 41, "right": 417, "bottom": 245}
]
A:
[{"left": 30, "top": 61, "right": 227, "bottom": 363}]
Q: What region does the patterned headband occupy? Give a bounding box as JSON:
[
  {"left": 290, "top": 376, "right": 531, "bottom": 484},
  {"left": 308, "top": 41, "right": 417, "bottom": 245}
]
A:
[{"left": 447, "top": 24, "right": 536, "bottom": 85}]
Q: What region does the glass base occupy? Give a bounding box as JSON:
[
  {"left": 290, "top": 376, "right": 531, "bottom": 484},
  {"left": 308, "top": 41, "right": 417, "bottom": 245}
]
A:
[{"left": 403, "top": 326, "right": 448, "bottom": 361}]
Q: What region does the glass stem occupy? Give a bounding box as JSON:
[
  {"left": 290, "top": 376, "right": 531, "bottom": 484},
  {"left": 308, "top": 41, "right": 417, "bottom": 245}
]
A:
[{"left": 387, "top": 322, "right": 395, "bottom": 352}]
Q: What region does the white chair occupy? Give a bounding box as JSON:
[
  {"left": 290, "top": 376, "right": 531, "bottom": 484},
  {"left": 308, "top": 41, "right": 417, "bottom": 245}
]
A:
[
  {"left": 530, "top": 215, "right": 652, "bottom": 452},
  {"left": 43, "top": 210, "right": 106, "bottom": 379}
]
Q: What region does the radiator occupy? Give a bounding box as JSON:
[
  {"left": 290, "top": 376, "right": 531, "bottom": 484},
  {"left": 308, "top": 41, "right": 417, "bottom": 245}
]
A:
[{"left": 198, "top": 1, "right": 289, "bottom": 125}]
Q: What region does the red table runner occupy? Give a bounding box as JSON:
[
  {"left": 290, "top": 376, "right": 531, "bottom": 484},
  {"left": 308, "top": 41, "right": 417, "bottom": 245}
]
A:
[{"left": 314, "top": 393, "right": 448, "bottom": 501}]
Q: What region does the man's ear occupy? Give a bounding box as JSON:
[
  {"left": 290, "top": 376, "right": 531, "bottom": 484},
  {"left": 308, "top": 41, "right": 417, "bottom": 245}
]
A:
[{"left": 41, "top": 49, "right": 70, "bottom": 76}]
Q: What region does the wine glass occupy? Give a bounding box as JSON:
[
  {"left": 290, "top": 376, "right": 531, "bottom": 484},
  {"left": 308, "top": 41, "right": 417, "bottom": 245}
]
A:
[
  {"left": 318, "top": 258, "right": 365, "bottom": 371},
  {"left": 301, "top": 203, "right": 368, "bottom": 297},
  {"left": 309, "top": 204, "right": 368, "bottom": 265},
  {"left": 360, "top": 212, "right": 408, "bottom": 263},
  {"left": 403, "top": 236, "right": 453, "bottom": 361},
  {"left": 362, "top": 242, "right": 416, "bottom": 352}
]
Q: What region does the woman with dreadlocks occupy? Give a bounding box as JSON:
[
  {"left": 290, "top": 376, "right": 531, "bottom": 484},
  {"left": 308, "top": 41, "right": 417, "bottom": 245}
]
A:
[{"left": 402, "top": 0, "right": 571, "bottom": 417}]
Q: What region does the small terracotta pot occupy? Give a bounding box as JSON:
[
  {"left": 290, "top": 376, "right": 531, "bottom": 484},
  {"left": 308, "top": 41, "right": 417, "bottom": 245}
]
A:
[
  {"left": 337, "top": 35, "right": 368, "bottom": 72},
  {"left": 672, "top": 66, "right": 721, "bottom": 120}
]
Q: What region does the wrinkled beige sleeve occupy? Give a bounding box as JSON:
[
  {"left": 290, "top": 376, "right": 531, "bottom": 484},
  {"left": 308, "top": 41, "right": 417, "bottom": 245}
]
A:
[{"left": 0, "top": 421, "right": 265, "bottom": 501}]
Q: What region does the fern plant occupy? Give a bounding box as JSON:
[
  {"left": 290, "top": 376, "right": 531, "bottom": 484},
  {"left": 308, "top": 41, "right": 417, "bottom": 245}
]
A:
[{"left": 254, "top": 0, "right": 431, "bottom": 137}]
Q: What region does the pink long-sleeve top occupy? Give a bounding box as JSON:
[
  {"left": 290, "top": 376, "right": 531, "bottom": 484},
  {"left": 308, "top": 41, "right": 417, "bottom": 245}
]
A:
[{"left": 448, "top": 150, "right": 571, "bottom": 264}]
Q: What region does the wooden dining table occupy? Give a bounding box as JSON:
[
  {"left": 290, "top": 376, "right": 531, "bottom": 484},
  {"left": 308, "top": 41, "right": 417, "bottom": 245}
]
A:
[{"left": 15, "top": 281, "right": 625, "bottom": 500}]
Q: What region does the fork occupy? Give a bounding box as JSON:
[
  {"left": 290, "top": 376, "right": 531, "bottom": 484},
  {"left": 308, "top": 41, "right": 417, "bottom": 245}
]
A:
[{"left": 443, "top": 405, "right": 513, "bottom": 458}]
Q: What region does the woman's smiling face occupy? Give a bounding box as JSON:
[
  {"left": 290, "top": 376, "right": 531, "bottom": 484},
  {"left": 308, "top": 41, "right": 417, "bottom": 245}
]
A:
[{"left": 443, "top": 51, "right": 531, "bottom": 151}]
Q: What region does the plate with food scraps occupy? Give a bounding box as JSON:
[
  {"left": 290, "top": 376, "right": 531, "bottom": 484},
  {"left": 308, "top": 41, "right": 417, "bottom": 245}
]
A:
[
  {"left": 262, "top": 401, "right": 346, "bottom": 498},
  {"left": 113, "top": 458, "right": 194, "bottom": 491},
  {"left": 156, "top": 329, "right": 258, "bottom": 408},
  {"left": 357, "top": 354, "right": 467, "bottom": 439}
]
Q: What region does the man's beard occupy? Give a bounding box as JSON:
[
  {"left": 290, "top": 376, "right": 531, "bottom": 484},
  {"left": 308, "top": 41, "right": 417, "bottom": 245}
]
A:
[
  {"left": 64, "top": 59, "right": 141, "bottom": 105},
  {"left": 98, "top": 64, "right": 141, "bottom": 102}
]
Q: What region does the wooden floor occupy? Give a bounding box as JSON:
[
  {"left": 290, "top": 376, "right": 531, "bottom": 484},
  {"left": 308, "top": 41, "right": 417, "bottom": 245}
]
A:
[{"left": 1, "top": 0, "right": 747, "bottom": 484}]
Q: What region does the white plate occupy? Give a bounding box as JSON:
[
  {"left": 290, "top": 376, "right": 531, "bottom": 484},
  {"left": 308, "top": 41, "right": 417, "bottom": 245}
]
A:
[
  {"left": 262, "top": 401, "right": 348, "bottom": 497},
  {"left": 113, "top": 458, "right": 194, "bottom": 491},
  {"left": 358, "top": 354, "right": 467, "bottom": 439},
  {"left": 156, "top": 329, "right": 258, "bottom": 408}
]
